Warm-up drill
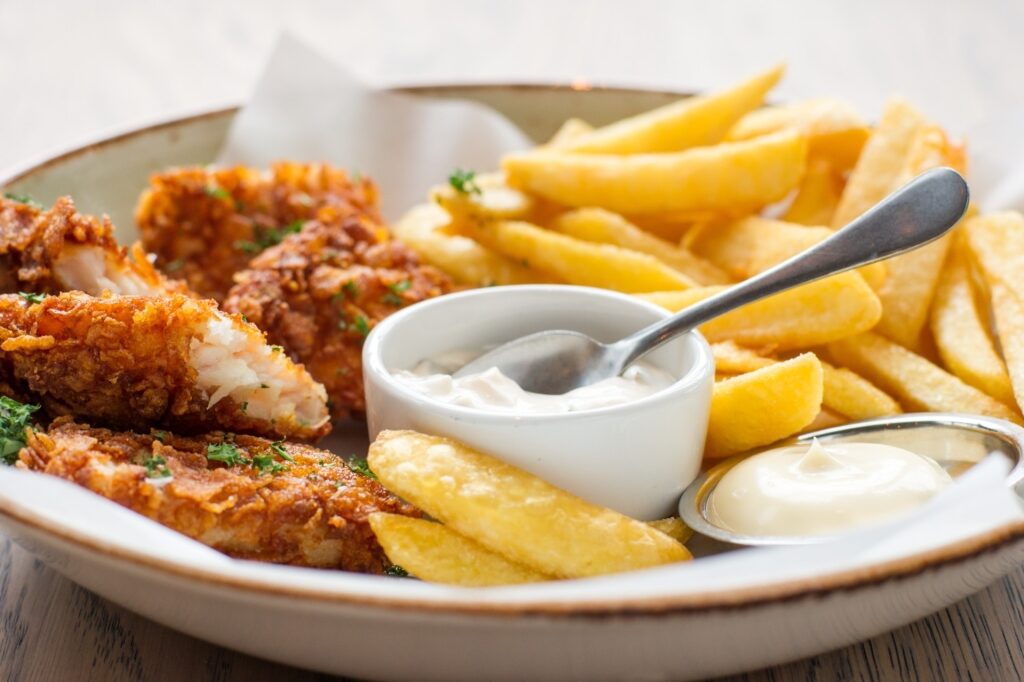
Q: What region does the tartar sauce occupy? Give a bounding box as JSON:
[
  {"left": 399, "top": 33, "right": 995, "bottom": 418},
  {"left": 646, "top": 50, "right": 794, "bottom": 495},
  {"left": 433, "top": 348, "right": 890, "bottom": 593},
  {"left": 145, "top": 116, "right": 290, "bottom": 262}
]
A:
[
  {"left": 708, "top": 440, "right": 953, "bottom": 537},
  {"left": 391, "top": 350, "right": 675, "bottom": 414}
]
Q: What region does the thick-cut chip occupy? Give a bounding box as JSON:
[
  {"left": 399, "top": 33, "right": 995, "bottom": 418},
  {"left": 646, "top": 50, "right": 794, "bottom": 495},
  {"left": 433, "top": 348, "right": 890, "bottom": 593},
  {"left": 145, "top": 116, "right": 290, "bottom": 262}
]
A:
[
  {"left": 783, "top": 158, "right": 845, "bottom": 226},
  {"left": 710, "top": 341, "right": 776, "bottom": 374},
  {"left": 551, "top": 208, "right": 730, "bottom": 285},
  {"left": 0, "top": 292, "right": 330, "bottom": 439},
  {"left": 555, "top": 65, "right": 784, "bottom": 154},
  {"left": 963, "top": 212, "right": 1024, "bottom": 297},
  {"left": 989, "top": 281, "right": 1024, "bottom": 416},
  {"left": 686, "top": 216, "right": 886, "bottom": 288},
  {"left": 705, "top": 354, "right": 823, "bottom": 459},
  {"left": 368, "top": 513, "right": 550, "bottom": 586},
  {"left": 503, "top": 130, "right": 808, "bottom": 215},
  {"left": 393, "top": 204, "right": 543, "bottom": 286},
  {"left": 452, "top": 219, "right": 694, "bottom": 292},
  {"left": 647, "top": 517, "right": 694, "bottom": 544},
  {"left": 546, "top": 118, "right": 593, "bottom": 146},
  {"left": 726, "top": 97, "right": 870, "bottom": 170},
  {"left": 638, "top": 272, "right": 881, "bottom": 350},
  {"left": 18, "top": 417, "right": 413, "bottom": 573},
  {"left": 828, "top": 332, "right": 1021, "bottom": 422},
  {"left": 831, "top": 98, "right": 925, "bottom": 229},
  {"left": 871, "top": 123, "right": 963, "bottom": 349},
  {"left": 930, "top": 245, "right": 1014, "bottom": 404},
  {"left": 368, "top": 430, "right": 691, "bottom": 578},
  {"left": 0, "top": 195, "right": 187, "bottom": 297},
  {"left": 821, "top": 361, "right": 902, "bottom": 420}
]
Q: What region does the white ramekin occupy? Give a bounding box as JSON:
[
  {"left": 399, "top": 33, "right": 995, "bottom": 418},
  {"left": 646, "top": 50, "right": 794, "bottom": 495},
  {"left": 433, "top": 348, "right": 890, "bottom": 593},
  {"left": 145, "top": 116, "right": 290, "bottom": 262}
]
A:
[{"left": 362, "top": 285, "right": 714, "bottom": 520}]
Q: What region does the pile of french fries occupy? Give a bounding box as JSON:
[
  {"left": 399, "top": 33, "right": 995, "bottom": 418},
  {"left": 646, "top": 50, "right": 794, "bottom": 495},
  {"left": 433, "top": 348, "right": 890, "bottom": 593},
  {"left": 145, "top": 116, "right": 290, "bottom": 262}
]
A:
[{"left": 380, "top": 64, "right": 1024, "bottom": 584}]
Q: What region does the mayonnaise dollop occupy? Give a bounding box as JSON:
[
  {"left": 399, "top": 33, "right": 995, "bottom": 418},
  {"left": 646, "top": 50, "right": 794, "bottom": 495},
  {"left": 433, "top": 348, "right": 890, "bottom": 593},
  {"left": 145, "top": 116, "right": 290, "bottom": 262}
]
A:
[
  {"left": 391, "top": 349, "right": 676, "bottom": 414},
  {"left": 708, "top": 439, "right": 953, "bottom": 537}
]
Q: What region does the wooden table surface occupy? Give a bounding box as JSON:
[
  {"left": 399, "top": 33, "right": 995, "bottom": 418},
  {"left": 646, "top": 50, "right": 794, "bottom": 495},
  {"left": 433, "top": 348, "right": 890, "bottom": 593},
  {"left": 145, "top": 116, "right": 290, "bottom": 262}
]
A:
[{"left": 2, "top": 1, "right": 1024, "bottom": 679}]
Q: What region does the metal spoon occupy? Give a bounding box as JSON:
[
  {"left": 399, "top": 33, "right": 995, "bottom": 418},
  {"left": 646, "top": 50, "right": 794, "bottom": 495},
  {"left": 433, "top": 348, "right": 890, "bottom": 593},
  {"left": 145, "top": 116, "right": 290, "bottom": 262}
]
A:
[{"left": 454, "top": 167, "right": 969, "bottom": 394}]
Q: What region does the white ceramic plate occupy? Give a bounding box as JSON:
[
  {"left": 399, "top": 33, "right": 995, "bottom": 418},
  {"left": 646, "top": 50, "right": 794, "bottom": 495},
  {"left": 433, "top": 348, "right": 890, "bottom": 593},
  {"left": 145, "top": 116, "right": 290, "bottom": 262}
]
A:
[{"left": 2, "top": 87, "right": 1024, "bottom": 682}]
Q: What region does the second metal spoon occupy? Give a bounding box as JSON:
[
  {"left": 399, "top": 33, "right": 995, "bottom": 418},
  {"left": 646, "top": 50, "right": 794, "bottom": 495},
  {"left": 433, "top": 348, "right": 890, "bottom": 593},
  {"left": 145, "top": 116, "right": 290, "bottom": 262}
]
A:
[{"left": 454, "top": 167, "right": 970, "bottom": 394}]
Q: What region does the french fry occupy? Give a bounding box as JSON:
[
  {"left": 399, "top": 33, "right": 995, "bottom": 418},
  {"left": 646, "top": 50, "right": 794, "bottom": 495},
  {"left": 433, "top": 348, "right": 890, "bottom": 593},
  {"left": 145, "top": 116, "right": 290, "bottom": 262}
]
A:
[
  {"left": 831, "top": 97, "right": 926, "bottom": 229},
  {"left": 871, "top": 123, "right": 962, "bottom": 349},
  {"left": 820, "top": 361, "right": 902, "bottom": 420},
  {"left": 503, "top": 130, "right": 808, "bottom": 215},
  {"left": 452, "top": 219, "right": 695, "bottom": 292},
  {"left": 546, "top": 117, "right": 593, "bottom": 146},
  {"left": 727, "top": 97, "right": 870, "bottom": 170},
  {"left": 647, "top": 517, "right": 694, "bottom": 544},
  {"left": 989, "top": 281, "right": 1024, "bottom": 416},
  {"left": 685, "top": 216, "right": 886, "bottom": 289},
  {"left": 369, "top": 513, "right": 550, "bottom": 587},
  {"left": 828, "top": 332, "right": 1022, "bottom": 423},
  {"left": 368, "top": 431, "right": 691, "bottom": 578},
  {"left": 393, "top": 204, "right": 545, "bottom": 285},
  {"left": 705, "top": 353, "right": 824, "bottom": 458},
  {"left": 431, "top": 179, "right": 536, "bottom": 224},
  {"left": 551, "top": 208, "right": 731, "bottom": 285},
  {"left": 929, "top": 244, "right": 1014, "bottom": 405},
  {"left": 555, "top": 64, "right": 784, "bottom": 154},
  {"left": 710, "top": 340, "right": 776, "bottom": 374},
  {"left": 639, "top": 272, "right": 881, "bottom": 350},
  {"left": 783, "top": 158, "right": 845, "bottom": 226}
]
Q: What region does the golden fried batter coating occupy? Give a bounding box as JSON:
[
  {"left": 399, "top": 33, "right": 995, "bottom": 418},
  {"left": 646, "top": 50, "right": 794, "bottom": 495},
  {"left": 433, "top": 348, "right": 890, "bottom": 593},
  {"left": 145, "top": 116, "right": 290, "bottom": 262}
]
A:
[
  {"left": 0, "top": 195, "right": 185, "bottom": 296},
  {"left": 224, "top": 215, "right": 452, "bottom": 419},
  {"left": 0, "top": 292, "right": 330, "bottom": 440},
  {"left": 17, "top": 417, "right": 416, "bottom": 572},
  {"left": 135, "top": 162, "right": 380, "bottom": 301}
]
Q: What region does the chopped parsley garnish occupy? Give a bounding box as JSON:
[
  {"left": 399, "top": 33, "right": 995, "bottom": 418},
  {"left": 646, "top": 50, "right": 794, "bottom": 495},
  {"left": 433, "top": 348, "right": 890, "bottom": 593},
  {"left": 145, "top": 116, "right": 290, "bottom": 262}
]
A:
[
  {"left": 164, "top": 259, "right": 185, "bottom": 272},
  {"left": 270, "top": 440, "right": 294, "bottom": 462},
  {"left": 18, "top": 292, "right": 45, "bottom": 304},
  {"left": 0, "top": 397, "right": 39, "bottom": 465},
  {"left": 239, "top": 401, "right": 248, "bottom": 413},
  {"left": 251, "top": 452, "right": 286, "bottom": 475},
  {"left": 206, "top": 441, "right": 247, "bottom": 467},
  {"left": 348, "top": 456, "right": 376, "bottom": 480},
  {"left": 335, "top": 367, "right": 350, "bottom": 376},
  {"left": 3, "top": 192, "right": 40, "bottom": 207},
  {"left": 381, "top": 279, "right": 411, "bottom": 306},
  {"left": 384, "top": 565, "right": 409, "bottom": 577},
  {"left": 233, "top": 221, "right": 305, "bottom": 255},
  {"left": 152, "top": 430, "right": 168, "bottom": 443},
  {"left": 142, "top": 455, "right": 172, "bottom": 479},
  {"left": 270, "top": 345, "right": 284, "bottom": 353},
  {"left": 260, "top": 383, "right": 269, "bottom": 389},
  {"left": 448, "top": 169, "right": 481, "bottom": 195},
  {"left": 204, "top": 184, "right": 232, "bottom": 201},
  {"left": 343, "top": 280, "right": 359, "bottom": 298},
  {"left": 240, "top": 314, "right": 249, "bottom": 324},
  {"left": 353, "top": 315, "right": 370, "bottom": 337}
]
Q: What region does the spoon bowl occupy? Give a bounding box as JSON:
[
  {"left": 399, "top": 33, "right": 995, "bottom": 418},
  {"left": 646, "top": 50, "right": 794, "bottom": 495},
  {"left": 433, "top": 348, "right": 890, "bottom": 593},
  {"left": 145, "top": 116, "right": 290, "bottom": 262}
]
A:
[{"left": 456, "top": 167, "right": 970, "bottom": 393}]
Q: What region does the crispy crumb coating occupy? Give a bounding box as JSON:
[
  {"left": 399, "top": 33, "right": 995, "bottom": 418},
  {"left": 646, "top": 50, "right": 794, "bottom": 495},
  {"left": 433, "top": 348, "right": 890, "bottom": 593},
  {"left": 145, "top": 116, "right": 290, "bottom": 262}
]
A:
[
  {"left": 17, "top": 418, "right": 416, "bottom": 572},
  {"left": 135, "top": 162, "right": 381, "bottom": 301},
  {"left": 0, "top": 195, "right": 186, "bottom": 296},
  {"left": 0, "top": 292, "right": 330, "bottom": 440},
  {"left": 224, "top": 215, "right": 453, "bottom": 419}
]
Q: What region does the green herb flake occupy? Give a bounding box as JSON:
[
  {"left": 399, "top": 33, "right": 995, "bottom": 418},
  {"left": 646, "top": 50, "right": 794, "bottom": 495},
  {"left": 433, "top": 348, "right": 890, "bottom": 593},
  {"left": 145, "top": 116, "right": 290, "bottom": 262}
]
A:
[
  {"left": 240, "top": 401, "right": 248, "bottom": 413},
  {"left": 347, "top": 456, "right": 376, "bottom": 480},
  {"left": 164, "top": 259, "right": 185, "bottom": 272},
  {"left": 18, "top": 292, "right": 45, "bottom": 304},
  {"left": 0, "top": 397, "right": 39, "bottom": 465},
  {"left": 353, "top": 315, "right": 370, "bottom": 338},
  {"left": 152, "top": 430, "right": 168, "bottom": 443},
  {"left": 384, "top": 565, "right": 409, "bottom": 577},
  {"left": 381, "top": 279, "right": 411, "bottom": 307},
  {"left": 142, "top": 455, "right": 172, "bottom": 479},
  {"left": 251, "top": 452, "right": 286, "bottom": 475},
  {"left": 240, "top": 314, "right": 250, "bottom": 324},
  {"left": 448, "top": 169, "right": 481, "bottom": 195},
  {"left": 270, "top": 345, "right": 284, "bottom": 353},
  {"left": 233, "top": 239, "right": 263, "bottom": 254},
  {"left": 270, "top": 440, "right": 294, "bottom": 462},
  {"left": 206, "top": 442, "right": 247, "bottom": 467},
  {"left": 343, "top": 280, "right": 360, "bottom": 298},
  {"left": 3, "top": 192, "right": 40, "bottom": 207},
  {"left": 204, "top": 185, "right": 232, "bottom": 201}
]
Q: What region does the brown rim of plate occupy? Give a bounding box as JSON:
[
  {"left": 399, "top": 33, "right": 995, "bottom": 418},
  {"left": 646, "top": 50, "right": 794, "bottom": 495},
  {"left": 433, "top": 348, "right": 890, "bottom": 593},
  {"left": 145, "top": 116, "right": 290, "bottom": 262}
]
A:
[{"left": 1, "top": 86, "right": 1022, "bottom": 619}]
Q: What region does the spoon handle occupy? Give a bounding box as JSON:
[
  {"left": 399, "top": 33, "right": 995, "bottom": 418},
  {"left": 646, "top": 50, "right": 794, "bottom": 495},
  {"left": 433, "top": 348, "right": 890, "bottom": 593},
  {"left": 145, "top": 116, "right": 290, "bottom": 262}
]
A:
[{"left": 616, "top": 167, "right": 969, "bottom": 367}]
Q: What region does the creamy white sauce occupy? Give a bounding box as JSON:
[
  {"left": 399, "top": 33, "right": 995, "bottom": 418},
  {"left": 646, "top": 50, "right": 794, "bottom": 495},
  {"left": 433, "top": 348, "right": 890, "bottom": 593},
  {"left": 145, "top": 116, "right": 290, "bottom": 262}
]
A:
[
  {"left": 708, "top": 439, "right": 953, "bottom": 537},
  {"left": 391, "top": 349, "right": 676, "bottom": 414}
]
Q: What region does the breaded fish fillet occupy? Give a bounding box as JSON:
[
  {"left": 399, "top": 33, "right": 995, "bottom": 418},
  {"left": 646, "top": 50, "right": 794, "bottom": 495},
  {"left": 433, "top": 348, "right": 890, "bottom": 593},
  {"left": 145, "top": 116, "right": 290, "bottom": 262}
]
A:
[
  {"left": 135, "top": 162, "right": 380, "bottom": 301},
  {"left": 0, "top": 292, "right": 330, "bottom": 440},
  {"left": 0, "top": 195, "right": 185, "bottom": 296},
  {"left": 17, "top": 417, "right": 415, "bottom": 572},
  {"left": 224, "top": 215, "right": 452, "bottom": 419}
]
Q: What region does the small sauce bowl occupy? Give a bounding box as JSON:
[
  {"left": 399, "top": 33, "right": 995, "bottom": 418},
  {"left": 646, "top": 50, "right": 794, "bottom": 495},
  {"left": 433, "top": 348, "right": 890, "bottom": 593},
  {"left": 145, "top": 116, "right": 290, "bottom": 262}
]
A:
[
  {"left": 362, "top": 285, "right": 714, "bottom": 520},
  {"left": 680, "top": 413, "right": 1024, "bottom": 546}
]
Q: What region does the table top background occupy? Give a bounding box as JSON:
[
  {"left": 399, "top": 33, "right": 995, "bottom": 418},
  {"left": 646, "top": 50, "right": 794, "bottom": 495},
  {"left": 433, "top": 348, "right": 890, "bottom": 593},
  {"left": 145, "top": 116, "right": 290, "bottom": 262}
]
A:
[{"left": 3, "top": 1, "right": 1024, "bottom": 680}]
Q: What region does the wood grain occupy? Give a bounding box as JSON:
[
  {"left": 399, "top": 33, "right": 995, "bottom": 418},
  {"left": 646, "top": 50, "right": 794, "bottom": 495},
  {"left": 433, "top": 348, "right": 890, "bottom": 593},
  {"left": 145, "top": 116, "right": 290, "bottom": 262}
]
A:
[{"left": 2, "top": 0, "right": 1024, "bottom": 680}]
